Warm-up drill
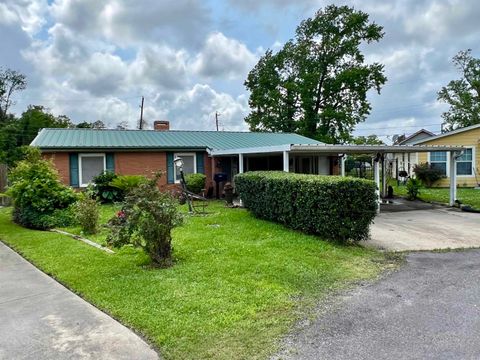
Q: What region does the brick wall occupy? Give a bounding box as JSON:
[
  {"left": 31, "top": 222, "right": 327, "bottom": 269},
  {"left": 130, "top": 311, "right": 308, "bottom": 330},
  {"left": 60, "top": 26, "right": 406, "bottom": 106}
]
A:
[{"left": 43, "top": 152, "right": 70, "bottom": 185}]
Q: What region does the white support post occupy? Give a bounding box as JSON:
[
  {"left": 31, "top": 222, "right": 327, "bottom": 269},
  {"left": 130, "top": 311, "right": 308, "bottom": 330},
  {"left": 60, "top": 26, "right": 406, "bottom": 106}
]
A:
[
  {"left": 283, "top": 151, "right": 289, "bottom": 172},
  {"left": 449, "top": 151, "right": 457, "bottom": 206},
  {"left": 373, "top": 156, "right": 381, "bottom": 213},
  {"left": 239, "top": 153, "right": 244, "bottom": 173},
  {"left": 340, "top": 155, "right": 346, "bottom": 177},
  {"left": 381, "top": 155, "right": 387, "bottom": 197}
]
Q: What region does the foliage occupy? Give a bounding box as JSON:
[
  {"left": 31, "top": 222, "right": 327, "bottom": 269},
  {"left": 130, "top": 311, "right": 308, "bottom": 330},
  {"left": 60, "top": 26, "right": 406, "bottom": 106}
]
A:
[
  {"left": 0, "top": 202, "right": 392, "bottom": 360},
  {"left": 107, "top": 175, "right": 183, "bottom": 266},
  {"left": 235, "top": 171, "right": 377, "bottom": 243},
  {"left": 184, "top": 173, "right": 206, "bottom": 194},
  {"left": 6, "top": 147, "right": 77, "bottom": 229},
  {"left": 74, "top": 194, "right": 100, "bottom": 235},
  {"left": 92, "top": 171, "right": 122, "bottom": 203},
  {"left": 109, "top": 174, "right": 148, "bottom": 194},
  {"left": 438, "top": 49, "right": 480, "bottom": 131},
  {"left": 413, "top": 162, "right": 444, "bottom": 187},
  {"left": 75, "top": 120, "right": 106, "bottom": 129},
  {"left": 0, "top": 68, "right": 26, "bottom": 121},
  {"left": 0, "top": 105, "right": 72, "bottom": 166},
  {"left": 405, "top": 178, "right": 421, "bottom": 200},
  {"left": 352, "top": 134, "right": 385, "bottom": 145},
  {"left": 244, "top": 5, "right": 386, "bottom": 143}
]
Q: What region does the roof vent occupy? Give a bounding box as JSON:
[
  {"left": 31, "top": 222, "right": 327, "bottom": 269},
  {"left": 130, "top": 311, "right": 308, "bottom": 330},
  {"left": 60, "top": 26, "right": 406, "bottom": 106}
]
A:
[{"left": 154, "top": 120, "right": 170, "bottom": 131}]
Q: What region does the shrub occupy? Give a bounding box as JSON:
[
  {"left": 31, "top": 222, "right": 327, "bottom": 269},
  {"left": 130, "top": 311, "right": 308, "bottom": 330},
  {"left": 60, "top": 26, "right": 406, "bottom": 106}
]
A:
[
  {"left": 184, "top": 173, "right": 206, "bottom": 194},
  {"left": 406, "top": 178, "right": 421, "bottom": 200},
  {"left": 7, "top": 147, "right": 78, "bottom": 229},
  {"left": 92, "top": 171, "right": 122, "bottom": 203},
  {"left": 413, "top": 162, "right": 444, "bottom": 187},
  {"left": 235, "top": 171, "right": 377, "bottom": 243},
  {"left": 74, "top": 194, "right": 99, "bottom": 234},
  {"left": 109, "top": 175, "right": 148, "bottom": 194},
  {"left": 107, "top": 173, "right": 183, "bottom": 266}
]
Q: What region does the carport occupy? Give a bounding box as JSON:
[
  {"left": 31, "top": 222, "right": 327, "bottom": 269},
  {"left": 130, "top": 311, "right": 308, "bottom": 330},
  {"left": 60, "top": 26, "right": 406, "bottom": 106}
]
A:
[{"left": 209, "top": 143, "right": 465, "bottom": 212}]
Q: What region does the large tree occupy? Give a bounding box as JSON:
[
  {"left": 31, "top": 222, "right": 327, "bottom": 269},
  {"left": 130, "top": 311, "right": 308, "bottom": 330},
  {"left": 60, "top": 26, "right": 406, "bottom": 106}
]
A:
[
  {"left": 0, "top": 68, "right": 27, "bottom": 121},
  {"left": 438, "top": 49, "right": 480, "bottom": 131},
  {"left": 245, "top": 5, "right": 386, "bottom": 144}
]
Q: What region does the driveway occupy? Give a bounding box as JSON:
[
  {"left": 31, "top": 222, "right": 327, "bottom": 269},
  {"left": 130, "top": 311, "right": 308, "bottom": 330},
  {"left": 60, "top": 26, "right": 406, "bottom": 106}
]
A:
[
  {"left": 0, "top": 242, "right": 158, "bottom": 360},
  {"left": 274, "top": 250, "right": 480, "bottom": 360},
  {"left": 368, "top": 206, "right": 480, "bottom": 251}
]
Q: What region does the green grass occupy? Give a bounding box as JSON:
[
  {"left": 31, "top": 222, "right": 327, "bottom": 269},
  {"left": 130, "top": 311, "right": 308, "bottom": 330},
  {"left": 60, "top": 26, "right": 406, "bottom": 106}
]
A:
[
  {"left": 0, "top": 202, "right": 395, "bottom": 360},
  {"left": 392, "top": 184, "right": 480, "bottom": 209}
]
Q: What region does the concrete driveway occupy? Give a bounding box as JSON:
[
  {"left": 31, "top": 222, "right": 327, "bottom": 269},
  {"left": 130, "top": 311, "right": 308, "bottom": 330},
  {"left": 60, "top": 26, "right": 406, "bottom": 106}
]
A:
[
  {"left": 368, "top": 206, "right": 480, "bottom": 251},
  {"left": 274, "top": 250, "right": 480, "bottom": 360},
  {"left": 0, "top": 242, "right": 158, "bottom": 360}
]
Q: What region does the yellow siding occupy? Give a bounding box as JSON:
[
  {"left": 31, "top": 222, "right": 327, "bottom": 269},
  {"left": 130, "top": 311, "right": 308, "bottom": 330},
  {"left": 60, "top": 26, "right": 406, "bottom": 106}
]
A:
[{"left": 418, "top": 127, "right": 480, "bottom": 187}]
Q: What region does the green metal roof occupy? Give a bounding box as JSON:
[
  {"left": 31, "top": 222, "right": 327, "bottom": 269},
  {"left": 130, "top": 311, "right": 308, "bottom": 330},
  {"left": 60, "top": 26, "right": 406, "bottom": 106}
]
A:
[{"left": 31, "top": 128, "right": 323, "bottom": 151}]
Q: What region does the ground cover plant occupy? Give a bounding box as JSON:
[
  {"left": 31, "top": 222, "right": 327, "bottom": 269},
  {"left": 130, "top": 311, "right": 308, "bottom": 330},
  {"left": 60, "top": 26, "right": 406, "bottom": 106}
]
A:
[
  {"left": 0, "top": 202, "right": 394, "bottom": 360},
  {"left": 235, "top": 171, "right": 377, "bottom": 243},
  {"left": 392, "top": 184, "right": 480, "bottom": 209}
]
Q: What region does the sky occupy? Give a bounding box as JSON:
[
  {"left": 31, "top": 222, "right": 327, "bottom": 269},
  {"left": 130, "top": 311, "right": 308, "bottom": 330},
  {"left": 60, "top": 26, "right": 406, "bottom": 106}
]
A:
[{"left": 1, "top": 0, "right": 480, "bottom": 143}]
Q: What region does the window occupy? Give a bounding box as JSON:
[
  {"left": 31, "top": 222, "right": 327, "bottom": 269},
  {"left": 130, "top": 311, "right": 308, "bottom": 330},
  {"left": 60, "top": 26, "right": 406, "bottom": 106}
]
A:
[
  {"left": 456, "top": 148, "right": 474, "bottom": 176},
  {"left": 174, "top": 153, "right": 196, "bottom": 182},
  {"left": 79, "top": 154, "right": 106, "bottom": 187},
  {"left": 430, "top": 151, "right": 447, "bottom": 176}
]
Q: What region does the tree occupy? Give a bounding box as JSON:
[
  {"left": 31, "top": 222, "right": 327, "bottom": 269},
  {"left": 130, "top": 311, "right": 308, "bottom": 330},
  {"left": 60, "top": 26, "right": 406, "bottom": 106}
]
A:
[
  {"left": 76, "top": 120, "right": 106, "bottom": 129},
  {"left": 245, "top": 5, "right": 386, "bottom": 144},
  {"left": 0, "top": 68, "right": 27, "bottom": 121},
  {"left": 352, "top": 134, "right": 385, "bottom": 145},
  {"left": 438, "top": 49, "right": 480, "bottom": 131}
]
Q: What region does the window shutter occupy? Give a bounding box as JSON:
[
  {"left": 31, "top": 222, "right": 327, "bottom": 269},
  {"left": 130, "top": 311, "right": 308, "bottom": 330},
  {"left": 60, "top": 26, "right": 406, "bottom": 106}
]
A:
[
  {"left": 167, "top": 152, "right": 174, "bottom": 184},
  {"left": 106, "top": 153, "right": 115, "bottom": 172},
  {"left": 69, "top": 153, "right": 79, "bottom": 187},
  {"left": 196, "top": 152, "right": 205, "bottom": 174}
]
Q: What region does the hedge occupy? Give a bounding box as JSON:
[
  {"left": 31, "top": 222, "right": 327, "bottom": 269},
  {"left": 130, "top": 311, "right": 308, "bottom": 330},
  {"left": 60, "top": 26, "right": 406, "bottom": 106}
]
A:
[{"left": 234, "top": 171, "right": 377, "bottom": 243}]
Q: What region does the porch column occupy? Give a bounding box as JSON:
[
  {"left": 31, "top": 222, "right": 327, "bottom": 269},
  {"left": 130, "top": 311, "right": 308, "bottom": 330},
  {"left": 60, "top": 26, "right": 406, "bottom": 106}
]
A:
[
  {"left": 239, "top": 153, "right": 244, "bottom": 173},
  {"left": 283, "top": 151, "right": 289, "bottom": 172},
  {"left": 340, "top": 155, "right": 346, "bottom": 177},
  {"left": 381, "top": 154, "right": 387, "bottom": 197},
  {"left": 373, "top": 155, "right": 381, "bottom": 213},
  {"left": 449, "top": 151, "right": 457, "bottom": 206}
]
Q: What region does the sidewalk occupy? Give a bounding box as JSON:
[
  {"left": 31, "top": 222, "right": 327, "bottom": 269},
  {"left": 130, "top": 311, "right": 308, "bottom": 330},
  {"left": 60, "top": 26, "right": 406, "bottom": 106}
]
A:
[{"left": 0, "top": 242, "right": 158, "bottom": 360}]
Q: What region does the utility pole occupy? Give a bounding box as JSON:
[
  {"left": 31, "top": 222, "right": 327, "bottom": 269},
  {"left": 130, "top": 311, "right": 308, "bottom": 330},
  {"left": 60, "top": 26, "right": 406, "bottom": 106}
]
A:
[
  {"left": 139, "top": 96, "right": 144, "bottom": 130},
  {"left": 215, "top": 111, "right": 220, "bottom": 131}
]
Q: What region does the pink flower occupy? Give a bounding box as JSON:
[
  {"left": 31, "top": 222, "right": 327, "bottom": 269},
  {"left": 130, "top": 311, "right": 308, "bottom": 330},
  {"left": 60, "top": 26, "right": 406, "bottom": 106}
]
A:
[{"left": 117, "top": 210, "right": 125, "bottom": 218}]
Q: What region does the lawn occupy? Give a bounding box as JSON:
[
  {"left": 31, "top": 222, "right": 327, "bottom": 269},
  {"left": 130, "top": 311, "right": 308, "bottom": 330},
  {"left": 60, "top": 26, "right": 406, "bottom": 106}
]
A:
[
  {"left": 392, "top": 184, "right": 480, "bottom": 209},
  {"left": 0, "top": 202, "right": 396, "bottom": 360}
]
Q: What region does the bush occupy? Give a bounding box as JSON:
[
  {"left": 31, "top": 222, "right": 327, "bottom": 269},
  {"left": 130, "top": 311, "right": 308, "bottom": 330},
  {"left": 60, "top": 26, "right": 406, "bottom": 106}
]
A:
[
  {"left": 109, "top": 175, "right": 147, "bottom": 194},
  {"left": 184, "top": 173, "right": 206, "bottom": 194},
  {"left": 235, "top": 171, "right": 377, "bottom": 243},
  {"left": 7, "top": 148, "right": 78, "bottom": 229},
  {"left": 92, "top": 171, "right": 122, "bottom": 203},
  {"left": 406, "top": 178, "right": 421, "bottom": 200},
  {"left": 74, "top": 194, "right": 99, "bottom": 234},
  {"left": 107, "top": 173, "right": 183, "bottom": 266},
  {"left": 413, "top": 162, "right": 444, "bottom": 187}
]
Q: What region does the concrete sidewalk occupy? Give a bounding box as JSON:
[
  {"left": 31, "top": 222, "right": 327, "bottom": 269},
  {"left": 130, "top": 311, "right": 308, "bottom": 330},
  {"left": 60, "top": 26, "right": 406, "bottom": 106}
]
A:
[{"left": 0, "top": 242, "right": 158, "bottom": 360}]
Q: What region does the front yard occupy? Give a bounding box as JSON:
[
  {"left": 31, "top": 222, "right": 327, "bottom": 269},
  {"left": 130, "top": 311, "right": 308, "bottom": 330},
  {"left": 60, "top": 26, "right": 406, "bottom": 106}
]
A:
[
  {"left": 392, "top": 185, "right": 480, "bottom": 209},
  {"left": 0, "top": 202, "right": 396, "bottom": 360}
]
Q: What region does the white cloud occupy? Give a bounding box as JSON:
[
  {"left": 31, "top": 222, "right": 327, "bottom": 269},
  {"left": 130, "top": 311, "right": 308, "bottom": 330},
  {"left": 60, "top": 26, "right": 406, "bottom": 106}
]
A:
[{"left": 192, "top": 32, "right": 257, "bottom": 80}]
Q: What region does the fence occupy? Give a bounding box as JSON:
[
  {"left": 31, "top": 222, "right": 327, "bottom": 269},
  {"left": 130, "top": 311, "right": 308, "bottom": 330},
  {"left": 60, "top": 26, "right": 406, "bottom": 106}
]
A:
[{"left": 0, "top": 163, "right": 9, "bottom": 206}]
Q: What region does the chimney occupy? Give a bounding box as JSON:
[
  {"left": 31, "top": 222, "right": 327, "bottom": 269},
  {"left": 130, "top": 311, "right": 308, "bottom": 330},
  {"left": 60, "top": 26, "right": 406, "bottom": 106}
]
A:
[{"left": 153, "top": 120, "right": 170, "bottom": 131}]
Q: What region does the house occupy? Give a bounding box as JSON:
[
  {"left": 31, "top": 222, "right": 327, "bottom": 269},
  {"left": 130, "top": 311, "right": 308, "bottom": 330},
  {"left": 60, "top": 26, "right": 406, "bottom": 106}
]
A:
[
  {"left": 31, "top": 120, "right": 465, "bottom": 207},
  {"left": 414, "top": 123, "right": 480, "bottom": 188},
  {"left": 389, "top": 129, "right": 435, "bottom": 178},
  {"left": 31, "top": 121, "right": 338, "bottom": 193}
]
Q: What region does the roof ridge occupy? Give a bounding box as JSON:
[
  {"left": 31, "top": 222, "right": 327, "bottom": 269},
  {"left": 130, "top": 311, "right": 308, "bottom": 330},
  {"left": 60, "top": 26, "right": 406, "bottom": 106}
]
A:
[{"left": 40, "top": 128, "right": 304, "bottom": 135}]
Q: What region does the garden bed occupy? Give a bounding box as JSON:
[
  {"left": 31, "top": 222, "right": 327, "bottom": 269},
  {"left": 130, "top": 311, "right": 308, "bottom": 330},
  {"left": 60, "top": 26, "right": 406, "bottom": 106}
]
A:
[{"left": 0, "top": 202, "right": 397, "bottom": 360}]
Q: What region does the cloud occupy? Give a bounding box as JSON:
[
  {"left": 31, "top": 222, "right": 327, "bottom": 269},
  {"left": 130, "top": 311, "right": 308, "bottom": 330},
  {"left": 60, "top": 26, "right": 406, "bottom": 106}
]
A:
[{"left": 192, "top": 32, "right": 257, "bottom": 80}]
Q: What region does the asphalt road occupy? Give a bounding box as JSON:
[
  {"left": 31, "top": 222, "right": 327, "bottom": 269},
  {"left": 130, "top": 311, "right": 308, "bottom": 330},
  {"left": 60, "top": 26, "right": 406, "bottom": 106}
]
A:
[{"left": 274, "top": 250, "right": 480, "bottom": 360}]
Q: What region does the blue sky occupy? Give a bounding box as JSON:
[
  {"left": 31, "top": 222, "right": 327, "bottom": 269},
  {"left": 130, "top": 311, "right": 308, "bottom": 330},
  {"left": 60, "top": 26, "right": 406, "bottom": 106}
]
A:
[{"left": 1, "top": 0, "right": 480, "bottom": 143}]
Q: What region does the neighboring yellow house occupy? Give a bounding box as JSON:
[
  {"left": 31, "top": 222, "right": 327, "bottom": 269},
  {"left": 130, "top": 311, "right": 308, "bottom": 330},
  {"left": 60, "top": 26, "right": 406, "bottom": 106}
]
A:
[{"left": 415, "top": 123, "right": 480, "bottom": 187}]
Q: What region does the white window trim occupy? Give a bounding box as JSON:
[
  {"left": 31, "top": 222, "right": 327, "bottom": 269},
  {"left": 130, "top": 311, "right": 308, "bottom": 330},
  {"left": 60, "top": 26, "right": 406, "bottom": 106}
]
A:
[
  {"left": 428, "top": 151, "right": 449, "bottom": 177},
  {"left": 79, "top": 153, "right": 106, "bottom": 187},
  {"left": 428, "top": 146, "right": 476, "bottom": 178},
  {"left": 173, "top": 152, "right": 197, "bottom": 183}
]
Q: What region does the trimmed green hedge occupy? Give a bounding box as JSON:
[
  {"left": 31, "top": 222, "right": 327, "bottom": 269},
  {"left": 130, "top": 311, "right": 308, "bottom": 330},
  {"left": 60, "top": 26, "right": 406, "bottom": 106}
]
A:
[{"left": 234, "top": 171, "right": 377, "bottom": 243}]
